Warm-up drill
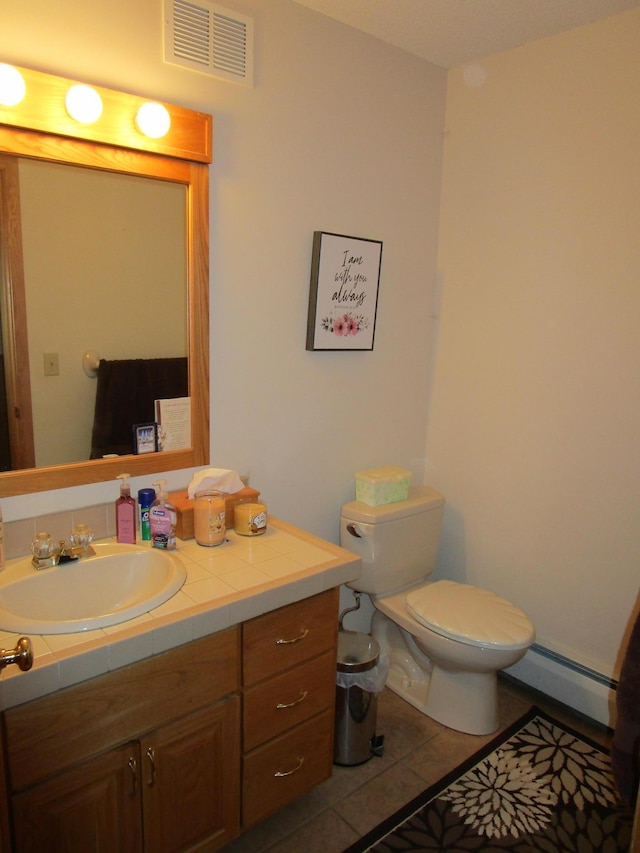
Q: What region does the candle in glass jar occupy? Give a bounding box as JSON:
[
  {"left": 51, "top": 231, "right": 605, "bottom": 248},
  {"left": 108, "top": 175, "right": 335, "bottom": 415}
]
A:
[
  {"left": 234, "top": 502, "right": 267, "bottom": 536},
  {"left": 194, "top": 490, "right": 226, "bottom": 546}
]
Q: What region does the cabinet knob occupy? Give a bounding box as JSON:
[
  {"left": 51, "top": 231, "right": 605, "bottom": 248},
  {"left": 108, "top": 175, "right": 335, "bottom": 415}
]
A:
[{"left": 0, "top": 637, "right": 33, "bottom": 671}]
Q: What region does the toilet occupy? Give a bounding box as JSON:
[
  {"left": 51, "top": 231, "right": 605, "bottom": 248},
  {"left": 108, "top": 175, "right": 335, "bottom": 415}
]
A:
[{"left": 340, "top": 486, "right": 535, "bottom": 735}]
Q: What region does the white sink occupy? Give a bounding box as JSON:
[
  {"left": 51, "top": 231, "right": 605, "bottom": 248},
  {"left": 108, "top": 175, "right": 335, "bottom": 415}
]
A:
[{"left": 0, "top": 543, "right": 187, "bottom": 635}]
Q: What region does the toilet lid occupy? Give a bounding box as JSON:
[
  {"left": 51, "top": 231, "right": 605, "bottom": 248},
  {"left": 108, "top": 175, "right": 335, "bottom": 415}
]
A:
[{"left": 406, "top": 580, "right": 535, "bottom": 650}]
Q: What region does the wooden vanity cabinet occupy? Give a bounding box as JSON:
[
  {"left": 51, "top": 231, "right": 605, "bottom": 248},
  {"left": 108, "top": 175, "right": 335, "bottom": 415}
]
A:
[
  {"left": 10, "top": 699, "right": 240, "bottom": 853},
  {"left": 242, "top": 588, "right": 338, "bottom": 828},
  {"left": 0, "top": 588, "right": 341, "bottom": 850},
  {"left": 3, "top": 628, "right": 241, "bottom": 853}
]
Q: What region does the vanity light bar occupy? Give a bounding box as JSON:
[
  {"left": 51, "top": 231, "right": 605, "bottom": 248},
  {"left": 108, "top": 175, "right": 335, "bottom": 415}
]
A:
[{"left": 0, "top": 63, "right": 211, "bottom": 163}]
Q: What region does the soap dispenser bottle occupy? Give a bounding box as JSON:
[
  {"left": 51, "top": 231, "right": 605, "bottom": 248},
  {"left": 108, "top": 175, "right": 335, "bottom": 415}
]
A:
[
  {"left": 137, "top": 487, "right": 156, "bottom": 542},
  {"left": 115, "top": 473, "right": 136, "bottom": 544},
  {"left": 150, "top": 480, "right": 177, "bottom": 550}
]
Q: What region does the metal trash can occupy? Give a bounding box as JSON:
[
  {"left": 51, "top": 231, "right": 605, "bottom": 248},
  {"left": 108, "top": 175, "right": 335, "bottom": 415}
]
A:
[{"left": 334, "top": 631, "right": 383, "bottom": 766}]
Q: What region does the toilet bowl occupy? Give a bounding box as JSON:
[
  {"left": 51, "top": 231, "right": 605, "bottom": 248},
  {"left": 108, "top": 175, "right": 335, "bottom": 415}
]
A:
[
  {"left": 340, "top": 486, "right": 535, "bottom": 735},
  {"left": 372, "top": 580, "right": 533, "bottom": 734}
]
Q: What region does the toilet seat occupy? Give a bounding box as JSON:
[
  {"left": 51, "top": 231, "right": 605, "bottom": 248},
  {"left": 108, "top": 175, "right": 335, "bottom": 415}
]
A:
[{"left": 406, "top": 580, "right": 535, "bottom": 650}]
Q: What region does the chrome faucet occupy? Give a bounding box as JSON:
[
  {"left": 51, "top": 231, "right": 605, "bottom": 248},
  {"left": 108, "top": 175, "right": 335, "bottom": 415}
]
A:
[{"left": 30, "top": 524, "right": 95, "bottom": 570}]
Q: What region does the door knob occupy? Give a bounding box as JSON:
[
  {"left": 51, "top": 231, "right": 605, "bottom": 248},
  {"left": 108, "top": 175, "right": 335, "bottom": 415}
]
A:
[{"left": 0, "top": 637, "right": 34, "bottom": 671}]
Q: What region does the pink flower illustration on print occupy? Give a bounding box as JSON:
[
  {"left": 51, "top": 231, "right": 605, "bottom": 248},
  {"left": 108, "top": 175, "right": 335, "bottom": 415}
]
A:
[
  {"left": 345, "top": 315, "right": 359, "bottom": 335},
  {"left": 322, "top": 313, "right": 369, "bottom": 337},
  {"left": 333, "top": 316, "right": 348, "bottom": 335}
]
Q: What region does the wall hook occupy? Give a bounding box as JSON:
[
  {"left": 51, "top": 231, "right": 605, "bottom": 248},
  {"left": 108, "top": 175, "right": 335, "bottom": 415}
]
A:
[{"left": 82, "top": 349, "right": 100, "bottom": 378}]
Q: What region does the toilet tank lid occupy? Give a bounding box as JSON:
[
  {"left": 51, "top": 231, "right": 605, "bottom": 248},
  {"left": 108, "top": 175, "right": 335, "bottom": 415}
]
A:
[{"left": 341, "top": 485, "right": 444, "bottom": 523}]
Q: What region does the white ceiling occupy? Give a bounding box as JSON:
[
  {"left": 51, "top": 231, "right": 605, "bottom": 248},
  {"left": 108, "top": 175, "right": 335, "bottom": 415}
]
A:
[{"left": 290, "top": 0, "right": 640, "bottom": 67}]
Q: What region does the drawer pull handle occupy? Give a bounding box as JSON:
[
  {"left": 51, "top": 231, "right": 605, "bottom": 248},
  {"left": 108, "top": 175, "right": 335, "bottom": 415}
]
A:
[
  {"left": 276, "top": 628, "right": 309, "bottom": 645},
  {"left": 274, "top": 756, "right": 305, "bottom": 777},
  {"left": 276, "top": 690, "right": 308, "bottom": 710}
]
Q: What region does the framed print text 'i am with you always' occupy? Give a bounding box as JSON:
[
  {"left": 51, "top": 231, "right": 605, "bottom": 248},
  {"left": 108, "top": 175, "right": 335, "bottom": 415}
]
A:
[{"left": 306, "top": 231, "right": 383, "bottom": 351}]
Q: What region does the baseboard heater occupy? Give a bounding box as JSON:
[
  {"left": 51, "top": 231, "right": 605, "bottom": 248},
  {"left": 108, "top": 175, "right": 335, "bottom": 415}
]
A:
[{"left": 506, "top": 643, "right": 617, "bottom": 728}]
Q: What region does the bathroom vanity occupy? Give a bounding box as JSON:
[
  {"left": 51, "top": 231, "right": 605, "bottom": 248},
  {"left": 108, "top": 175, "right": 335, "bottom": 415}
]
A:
[{"left": 0, "top": 518, "right": 360, "bottom": 852}]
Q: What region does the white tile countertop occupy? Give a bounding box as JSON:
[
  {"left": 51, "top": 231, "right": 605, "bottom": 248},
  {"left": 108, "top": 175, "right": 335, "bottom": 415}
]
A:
[{"left": 0, "top": 518, "right": 361, "bottom": 711}]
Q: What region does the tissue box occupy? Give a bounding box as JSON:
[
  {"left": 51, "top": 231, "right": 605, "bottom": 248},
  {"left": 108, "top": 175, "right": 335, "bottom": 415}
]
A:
[
  {"left": 169, "top": 487, "right": 261, "bottom": 540},
  {"left": 355, "top": 466, "right": 412, "bottom": 506}
]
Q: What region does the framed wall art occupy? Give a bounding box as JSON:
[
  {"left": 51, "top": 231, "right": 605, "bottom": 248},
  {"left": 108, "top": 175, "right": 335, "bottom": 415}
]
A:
[{"left": 306, "top": 231, "right": 383, "bottom": 351}]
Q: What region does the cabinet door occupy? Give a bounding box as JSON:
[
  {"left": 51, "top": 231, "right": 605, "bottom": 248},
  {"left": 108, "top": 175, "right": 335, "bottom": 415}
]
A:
[
  {"left": 11, "top": 742, "right": 142, "bottom": 853},
  {"left": 141, "top": 696, "right": 240, "bottom": 853}
]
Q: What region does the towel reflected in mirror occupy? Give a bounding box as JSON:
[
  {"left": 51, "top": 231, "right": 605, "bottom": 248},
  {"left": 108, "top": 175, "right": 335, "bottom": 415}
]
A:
[{"left": 90, "top": 357, "right": 188, "bottom": 459}]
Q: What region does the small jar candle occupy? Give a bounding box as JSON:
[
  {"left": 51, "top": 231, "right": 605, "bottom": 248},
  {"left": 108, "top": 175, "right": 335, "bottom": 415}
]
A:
[
  {"left": 234, "top": 502, "right": 267, "bottom": 536},
  {"left": 194, "top": 490, "right": 226, "bottom": 547}
]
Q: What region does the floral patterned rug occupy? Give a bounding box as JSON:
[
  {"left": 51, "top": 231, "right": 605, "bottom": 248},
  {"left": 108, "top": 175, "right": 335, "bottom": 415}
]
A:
[{"left": 344, "top": 706, "right": 633, "bottom": 852}]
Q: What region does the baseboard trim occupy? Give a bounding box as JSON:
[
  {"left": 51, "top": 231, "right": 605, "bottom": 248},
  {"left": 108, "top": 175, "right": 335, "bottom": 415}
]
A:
[{"left": 505, "top": 643, "right": 617, "bottom": 728}]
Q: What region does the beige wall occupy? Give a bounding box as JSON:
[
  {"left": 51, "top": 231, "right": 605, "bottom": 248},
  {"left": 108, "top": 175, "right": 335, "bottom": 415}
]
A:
[
  {"left": 0, "top": 2, "right": 446, "bottom": 533},
  {"left": 428, "top": 9, "right": 640, "bottom": 695}
]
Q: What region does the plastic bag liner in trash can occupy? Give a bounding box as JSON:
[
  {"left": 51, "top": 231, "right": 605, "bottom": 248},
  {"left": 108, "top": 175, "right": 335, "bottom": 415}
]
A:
[{"left": 334, "top": 631, "right": 387, "bottom": 766}]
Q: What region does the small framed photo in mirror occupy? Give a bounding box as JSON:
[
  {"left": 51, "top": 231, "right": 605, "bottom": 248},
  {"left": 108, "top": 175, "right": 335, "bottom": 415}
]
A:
[{"left": 133, "top": 423, "right": 158, "bottom": 455}]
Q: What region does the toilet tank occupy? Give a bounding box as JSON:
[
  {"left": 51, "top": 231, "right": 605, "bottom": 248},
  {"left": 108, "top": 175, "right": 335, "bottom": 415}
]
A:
[{"left": 340, "top": 486, "right": 445, "bottom": 596}]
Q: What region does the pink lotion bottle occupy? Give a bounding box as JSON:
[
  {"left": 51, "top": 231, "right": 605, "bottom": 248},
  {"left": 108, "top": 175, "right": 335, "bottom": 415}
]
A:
[{"left": 115, "top": 473, "right": 136, "bottom": 544}]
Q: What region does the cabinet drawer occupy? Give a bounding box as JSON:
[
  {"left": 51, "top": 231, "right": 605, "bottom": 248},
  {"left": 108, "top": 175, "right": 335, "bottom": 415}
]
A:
[
  {"left": 243, "top": 649, "right": 335, "bottom": 751},
  {"left": 243, "top": 589, "right": 338, "bottom": 686},
  {"left": 242, "top": 709, "right": 334, "bottom": 829}
]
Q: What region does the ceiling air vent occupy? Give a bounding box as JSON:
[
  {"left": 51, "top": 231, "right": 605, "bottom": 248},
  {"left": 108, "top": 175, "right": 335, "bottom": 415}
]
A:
[{"left": 164, "top": 0, "right": 254, "bottom": 86}]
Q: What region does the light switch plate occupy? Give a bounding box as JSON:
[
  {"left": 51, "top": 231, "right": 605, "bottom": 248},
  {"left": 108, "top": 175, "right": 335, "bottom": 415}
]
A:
[{"left": 43, "top": 352, "right": 59, "bottom": 376}]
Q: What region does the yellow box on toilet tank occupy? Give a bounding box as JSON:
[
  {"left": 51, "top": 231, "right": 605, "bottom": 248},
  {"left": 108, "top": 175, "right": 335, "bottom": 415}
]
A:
[{"left": 355, "top": 466, "right": 412, "bottom": 506}]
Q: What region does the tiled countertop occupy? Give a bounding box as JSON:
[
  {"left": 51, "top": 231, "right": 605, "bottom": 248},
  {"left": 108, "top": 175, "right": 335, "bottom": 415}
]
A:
[{"left": 0, "top": 518, "right": 361, "bottom": 711}]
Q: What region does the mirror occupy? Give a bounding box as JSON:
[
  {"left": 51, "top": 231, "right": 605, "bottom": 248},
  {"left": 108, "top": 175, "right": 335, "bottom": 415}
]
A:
[
  {"left": 2, "top": 157, "right": 188, "bottom": 470},
  {"left": 0, "top": 63, "right": 211, "bottom": 496}
]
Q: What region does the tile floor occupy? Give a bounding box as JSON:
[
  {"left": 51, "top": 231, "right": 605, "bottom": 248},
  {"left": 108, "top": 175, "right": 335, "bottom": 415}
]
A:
[{"left": 223, "top": 675, "right": 611, "bottom": 853}]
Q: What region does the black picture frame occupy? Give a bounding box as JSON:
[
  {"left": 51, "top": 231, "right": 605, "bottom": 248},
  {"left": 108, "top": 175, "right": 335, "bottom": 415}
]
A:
[{"left": 306, "top": 231, "right": 383, "bottom": 351}]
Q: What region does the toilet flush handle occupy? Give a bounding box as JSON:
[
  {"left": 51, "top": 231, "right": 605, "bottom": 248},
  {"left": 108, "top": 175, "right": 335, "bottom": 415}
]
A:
[{"left": 346, "top": 523, "right": 363, "bottom": 538}]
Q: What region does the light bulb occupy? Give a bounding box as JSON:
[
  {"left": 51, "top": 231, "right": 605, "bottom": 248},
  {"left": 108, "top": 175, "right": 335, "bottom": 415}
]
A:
[
  {"left": 0, "top": 64, "right": 26, "bottom": 107},
  {"left": 65, "top": 84, "right": 103, "bottom": 124},
  {"left": 136, "top": 102, "right": 171, "bottom": 138}
]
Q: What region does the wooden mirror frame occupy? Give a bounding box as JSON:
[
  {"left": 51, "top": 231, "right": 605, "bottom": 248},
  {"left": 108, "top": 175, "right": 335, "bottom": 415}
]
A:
[{"left": 0, "top": 64, "right": 211, "bottom": 496}]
